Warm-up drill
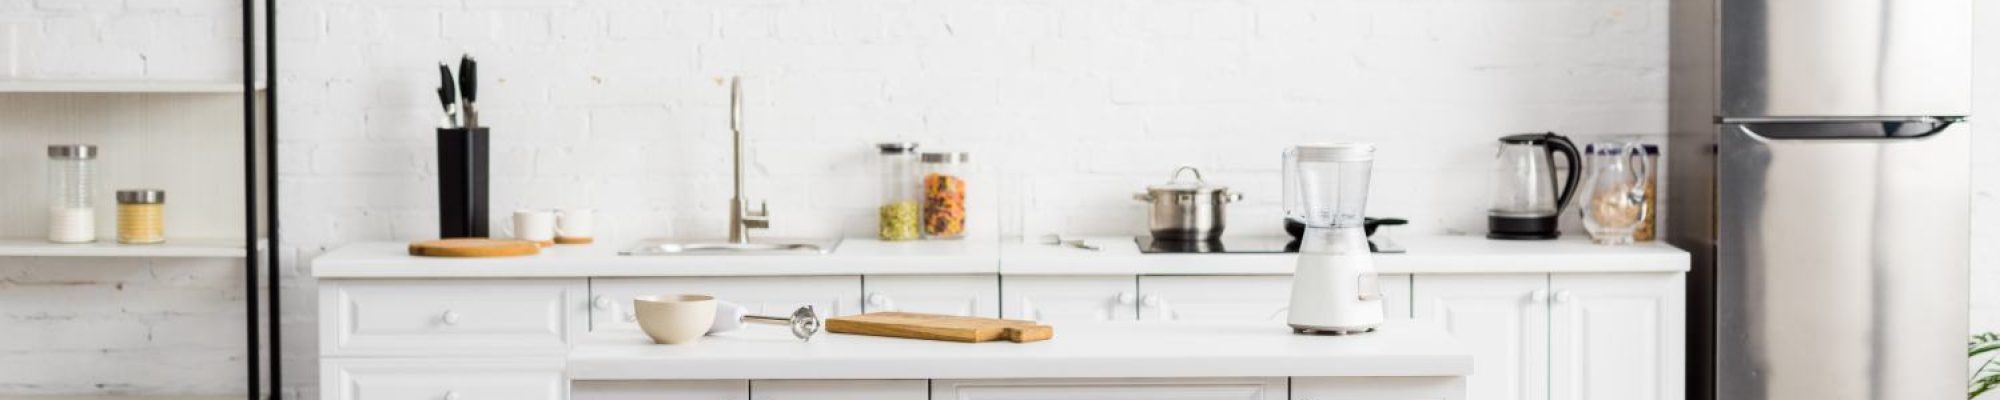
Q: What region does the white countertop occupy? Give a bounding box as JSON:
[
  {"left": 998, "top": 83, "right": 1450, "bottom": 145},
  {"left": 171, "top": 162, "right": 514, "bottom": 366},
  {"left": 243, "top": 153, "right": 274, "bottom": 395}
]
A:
[
  {"left": 312, "top": 234, "right": 1687, "bottom": 278},
  {"left": 566, "top": 320, "right": 1470, "bottom": 380}
]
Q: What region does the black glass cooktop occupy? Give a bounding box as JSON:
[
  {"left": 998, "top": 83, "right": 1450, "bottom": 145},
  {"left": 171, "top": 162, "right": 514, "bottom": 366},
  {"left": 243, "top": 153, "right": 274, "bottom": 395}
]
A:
[{"left": 1134, "top": 236, "right": 1300, "bottom": 254}]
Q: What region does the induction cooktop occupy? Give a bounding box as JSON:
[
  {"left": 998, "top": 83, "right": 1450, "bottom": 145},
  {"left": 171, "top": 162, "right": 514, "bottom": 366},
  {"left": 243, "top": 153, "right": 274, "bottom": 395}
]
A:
[{"left": 1133, "top": 236, "right": 1299, "bottom": 254}]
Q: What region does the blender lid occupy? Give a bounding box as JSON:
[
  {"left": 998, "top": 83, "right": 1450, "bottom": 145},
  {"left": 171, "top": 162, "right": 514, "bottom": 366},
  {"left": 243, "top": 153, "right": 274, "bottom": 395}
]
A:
[
  {"left": 877, "top": 142, "right": 919, "bottom": 154},
  {"left": 1294, "top": 143, "right": 1374, "bottom": 162},
  {"left": 1499, "top": 132, "right": 1561, "bottom": 144}
]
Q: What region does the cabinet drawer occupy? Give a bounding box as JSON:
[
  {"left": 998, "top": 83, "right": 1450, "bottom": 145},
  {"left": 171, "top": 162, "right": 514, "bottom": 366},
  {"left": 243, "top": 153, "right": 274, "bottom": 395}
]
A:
[
  {"left": 933, "top": 378, "right": 1285, "bottom": 400},
  {"left": 862, "top": 275, "right": 999, "bottom": 317},
  {"left": 589, "top": 276, "right": 861, "bottom": 331},
  {"left": 320, "top": 279, "right": 586, "bottom": 356},
  {"left": 323, "top": 358, "right": 565, "bottom": 400},
  {"left": 1000, "top": 276, "right": 1138, "bottom": 323},
  {"left": 1138, "top": 275, "right": 1411, "bottom": 321}
]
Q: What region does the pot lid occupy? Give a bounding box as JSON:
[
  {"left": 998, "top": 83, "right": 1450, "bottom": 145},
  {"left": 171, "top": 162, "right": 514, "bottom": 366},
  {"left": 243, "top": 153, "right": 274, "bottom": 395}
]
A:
[
  {"left": 1146, "top": 166, "right": 1228, "bottom": 193},
  {"left": 1499, "top": 132, "right": 1562, "bottom": 144}
]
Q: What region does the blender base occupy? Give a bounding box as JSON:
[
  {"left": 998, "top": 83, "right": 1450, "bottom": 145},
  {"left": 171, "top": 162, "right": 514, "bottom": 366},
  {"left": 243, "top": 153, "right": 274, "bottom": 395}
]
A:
[{"left": 1290, "top": 325, "right": 1378, "bottom": 336}]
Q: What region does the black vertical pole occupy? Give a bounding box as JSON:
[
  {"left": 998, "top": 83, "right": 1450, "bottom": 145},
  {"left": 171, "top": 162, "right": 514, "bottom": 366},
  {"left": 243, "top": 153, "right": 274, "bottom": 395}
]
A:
[
  {"left": 240, "top": 0, "right": 260, "bottom": 398},
  {"left": 264, "top": 0, "right": 282, "bottom": 396}
]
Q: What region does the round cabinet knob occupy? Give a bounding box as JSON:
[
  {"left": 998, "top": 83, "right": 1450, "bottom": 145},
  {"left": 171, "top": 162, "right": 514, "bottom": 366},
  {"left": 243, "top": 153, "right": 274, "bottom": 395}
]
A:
[
  {"left": 592, "top": 296, "right": 613, "bottom": 310},
  {"left": 442, "top": 391, "right": 460, "bottom": 400},
  {"left": 622, "top": 312, "right": 636, "bottom": 323},
  {"left": 1140, "top": 294, "right": 1163, "bottom": 308},
  {"left": 1116, "top": 291, "right": 1137, "bottom": 305},
  {"left": 1530, "top": 290, "right": 1549, "bottom": 303},
  {"left": 440, "top": 310, "right": 461, "bottom": 326},
  {"left": 1554, "top": 290, "right": 1575, "bottom": 304}
]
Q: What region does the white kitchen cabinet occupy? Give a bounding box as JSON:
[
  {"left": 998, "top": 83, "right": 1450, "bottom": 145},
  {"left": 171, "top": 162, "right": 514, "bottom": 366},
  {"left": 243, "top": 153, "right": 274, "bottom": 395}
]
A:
[
  {"left": 1293, "top": 377, "right": 1465, "bottom": 400},
  {"left": 319, "top": 279, "right": 587, "bottom": 357},
  {"left": 751, "top": 380, "right": 927, "bottom": 400},
  {"left": 932, "top": 378, "right": 1285, "bottom": 400},
  {"left": 572, "top": 380, "right": 746, "bottom": 400},
  {"left": 1000, "top": 275, "right": 1138, "bottom": 322},
  {"left": 1412, "top": 274, "right": 1550, "bottom": 400},
  {"left": 589, "top": 276, "right": 861, "bottom": 331},
  {"left": 862, "top": 275, "right": 1000, "bottom": 317},
  {"left": 1136, "top": 275, "right": 1412, "bottom": 321},
  {"left": 1548, "top": 273, "right": 1685, "bottom": 400},
  {"left": 323, "top": 358, "right": 566, "bottom": 400}
]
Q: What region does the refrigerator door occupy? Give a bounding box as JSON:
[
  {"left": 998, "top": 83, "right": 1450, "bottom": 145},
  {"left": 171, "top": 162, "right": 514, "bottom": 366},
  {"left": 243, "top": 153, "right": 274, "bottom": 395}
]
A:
[
  {"left": 1721, "top": 0, "right": 1971, "bottom": 117},
  {"left": 1715, "top": 119, "right": 1967, "bottom": 400}
]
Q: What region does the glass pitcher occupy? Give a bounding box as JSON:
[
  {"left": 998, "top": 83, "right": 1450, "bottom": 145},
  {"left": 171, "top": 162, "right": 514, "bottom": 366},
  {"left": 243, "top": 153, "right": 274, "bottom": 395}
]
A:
[
  {"left": 1578, "top": 142, "right": 1653, "bottom": 245},
  {"left": 1488, "top": 133, "right": 1581, "bottom": 240}
]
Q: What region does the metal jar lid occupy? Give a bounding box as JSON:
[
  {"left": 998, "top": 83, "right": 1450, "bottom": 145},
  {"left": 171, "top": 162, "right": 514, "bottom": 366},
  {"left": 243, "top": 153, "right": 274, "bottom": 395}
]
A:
[
  {"left": 877, "top": 142, "right": 919, "bottom": 154},
  {"left": 117, "top": 189, "right": 165, "bottom": 204},
  {"left": 920, "top": 151, "right": 970, "bottom": 164},
  {"left": 48, "top": 144, "right": 98, "bottom": 160}
]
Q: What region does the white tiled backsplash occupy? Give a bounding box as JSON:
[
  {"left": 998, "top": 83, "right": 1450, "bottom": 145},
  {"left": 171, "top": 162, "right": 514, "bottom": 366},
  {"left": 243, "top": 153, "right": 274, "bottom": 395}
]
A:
[{"left": 1, "top": 0, "right": 1997, "bottom": 397}]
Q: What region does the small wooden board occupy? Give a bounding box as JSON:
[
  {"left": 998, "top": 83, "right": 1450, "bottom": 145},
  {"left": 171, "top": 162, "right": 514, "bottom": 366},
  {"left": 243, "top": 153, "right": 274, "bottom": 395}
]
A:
[
  {"left": 409, "top": 238, "right": 541, "bottom": 257},
  {"left": 826, "top": 312, "right": 1053, "bottom": 343}
]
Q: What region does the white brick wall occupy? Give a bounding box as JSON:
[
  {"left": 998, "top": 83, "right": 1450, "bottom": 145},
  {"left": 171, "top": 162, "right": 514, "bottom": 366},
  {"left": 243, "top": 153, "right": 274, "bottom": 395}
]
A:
[{"left": 3, "top": 0, "right": 1998, "bottom": 397}]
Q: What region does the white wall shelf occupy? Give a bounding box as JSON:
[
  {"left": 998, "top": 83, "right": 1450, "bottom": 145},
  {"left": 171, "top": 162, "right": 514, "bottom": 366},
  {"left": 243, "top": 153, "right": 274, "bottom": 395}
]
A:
[
  {"left": 0, "top": 237, "right": 261, "bottom": 258},
  {"left": 0, "top": 80, "right": 265, "bottom": 94}
]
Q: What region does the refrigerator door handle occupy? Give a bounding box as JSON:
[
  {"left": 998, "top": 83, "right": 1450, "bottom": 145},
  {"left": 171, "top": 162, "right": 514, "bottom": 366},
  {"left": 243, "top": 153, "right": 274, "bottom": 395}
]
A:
[{"left": 1732, "top": 118, "right": 1957, "bottom": 141}]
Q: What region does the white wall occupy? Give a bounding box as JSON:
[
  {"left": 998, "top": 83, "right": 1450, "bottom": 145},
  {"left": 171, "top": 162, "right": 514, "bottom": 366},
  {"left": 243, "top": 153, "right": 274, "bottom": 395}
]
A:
[{"left": 1, "top": 0, "right": 1996, "bottom": 397}]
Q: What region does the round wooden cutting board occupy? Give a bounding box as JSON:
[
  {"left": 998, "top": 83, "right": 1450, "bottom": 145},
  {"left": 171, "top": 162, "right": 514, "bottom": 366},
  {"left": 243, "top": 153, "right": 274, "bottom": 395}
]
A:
[{"left": 409, "top": 238, "right": 542, "bottom": 257}]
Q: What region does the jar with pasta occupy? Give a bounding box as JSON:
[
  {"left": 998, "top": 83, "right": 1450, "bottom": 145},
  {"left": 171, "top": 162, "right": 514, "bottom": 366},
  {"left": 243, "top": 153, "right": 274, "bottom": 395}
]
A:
[
  {"left": 116, "top": 189, "right": 165, "bottom": 244},
  {"left": 877, "top": 142, "right": 921, "bottom": 241},
  {"left": 919, "top": 151, "right": 970, "bottom": 240}
]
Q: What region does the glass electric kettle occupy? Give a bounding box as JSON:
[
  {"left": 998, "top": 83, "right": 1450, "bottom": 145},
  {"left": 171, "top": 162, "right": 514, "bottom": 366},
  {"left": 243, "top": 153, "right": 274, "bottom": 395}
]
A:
[{"left": 1488, "top": 132, "right": 1580, "bottom": 240}]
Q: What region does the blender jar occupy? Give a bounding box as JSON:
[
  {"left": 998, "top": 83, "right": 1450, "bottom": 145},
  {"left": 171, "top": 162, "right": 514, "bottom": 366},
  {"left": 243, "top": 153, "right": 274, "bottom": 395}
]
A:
[{"left": 1293, "top": 143, "right": 1374, "bottom": 229}]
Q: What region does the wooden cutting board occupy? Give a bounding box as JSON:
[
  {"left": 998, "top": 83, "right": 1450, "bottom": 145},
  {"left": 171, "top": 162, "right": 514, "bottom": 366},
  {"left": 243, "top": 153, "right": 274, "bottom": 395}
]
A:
[
  {"left": 409, "top": 238, "right": 541, "bottom": 257},
  {"left": 826, "top": 312, "right": 1053, "bottom": 343}
]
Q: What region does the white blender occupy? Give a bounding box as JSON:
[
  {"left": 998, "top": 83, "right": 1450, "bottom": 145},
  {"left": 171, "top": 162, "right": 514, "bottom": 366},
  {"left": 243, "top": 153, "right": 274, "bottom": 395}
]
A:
[{"left": 1286, "top": 143, "right": 1385, "bottom": 335}]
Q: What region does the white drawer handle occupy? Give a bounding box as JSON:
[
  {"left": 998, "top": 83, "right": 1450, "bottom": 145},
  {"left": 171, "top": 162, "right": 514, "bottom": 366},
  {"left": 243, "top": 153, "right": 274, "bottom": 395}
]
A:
[
  {"left": 1553, "top": 290, "right": 1575, "bottom": 304},
  {"left": 440, "top": 310, "right": 461, "bottom": 326},
  {"left": 592, "top": 295, "right": 613, "bottom": 310},
  {"left": 1140, "top": 294, "right": 1163, "bottom": 308},
  {"left": 443, "top": 390, "right": 460, "bottom": 400},
  {"left": 1530, "top": 290, "right": 1549, "bottom": 303},
  {"left": 622, "top": 312, "right": 636, "bottom": 323},
  {"left": 865, "top": 292, "right": 894, "bottom": 310},
  {"left": 1115, "top": 291, "right": 1136, "bottom": 306}
]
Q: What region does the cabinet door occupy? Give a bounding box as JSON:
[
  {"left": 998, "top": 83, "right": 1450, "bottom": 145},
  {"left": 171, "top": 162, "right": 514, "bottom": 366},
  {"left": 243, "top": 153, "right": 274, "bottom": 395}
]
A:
[
  {"left": 1549, "top": 273, "right": 1686, "bottom": 400},
  {"left": 1000, "top": 276, "right": 1137, "bottom": 322},
  {"left": 862, "top": 275, "right": 999, "bottom": 317},
  {"left": 588, "top": 276, "right": 861, "bottom": 331},
  {"left": 752, "top": 380, "right": 926, "bottom": 400},
  {"left": 322, "top": 358, "right": 566, "bottom": 400},
  {"left": 1137, "top": 275, "right": 1411, "bottom": 321},
  {"left": 573, "top": 380, "right": 746, "bottom": 400},
  {"left": 1293, "top": 377, "right": 1466, "bottom": 400},
  {"left": 320, "top": 279, "right": 586, "bottom": 356},
  {"left": 933, "top": 378, "right": 1284, "bottom": 400},
  {"left": 1411, "top": 274, "right": 1549, "bottom": 400}
]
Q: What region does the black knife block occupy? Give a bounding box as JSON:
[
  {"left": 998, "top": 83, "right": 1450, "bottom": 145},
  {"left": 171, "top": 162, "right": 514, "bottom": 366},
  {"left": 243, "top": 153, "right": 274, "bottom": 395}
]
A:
[{"left": 437, "top": 127, "right": 490, "bottom": 238}]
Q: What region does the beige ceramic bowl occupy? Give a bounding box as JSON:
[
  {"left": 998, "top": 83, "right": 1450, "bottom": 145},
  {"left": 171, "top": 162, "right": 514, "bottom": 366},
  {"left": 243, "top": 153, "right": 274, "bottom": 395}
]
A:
[{"left": 633, "top": 294, "right": 718, "bottom": 345}]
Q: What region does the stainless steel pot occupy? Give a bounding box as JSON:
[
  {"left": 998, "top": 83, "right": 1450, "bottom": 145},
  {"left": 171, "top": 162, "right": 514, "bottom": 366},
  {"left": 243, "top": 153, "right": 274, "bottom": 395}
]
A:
[{"left": 1133, "top": 166, "right": 1243, "bottom": 241}]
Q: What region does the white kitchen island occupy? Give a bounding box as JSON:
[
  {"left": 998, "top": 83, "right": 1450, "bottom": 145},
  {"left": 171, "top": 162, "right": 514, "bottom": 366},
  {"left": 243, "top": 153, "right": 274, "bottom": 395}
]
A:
[{"left": 315, "top": 234, "right": 1684, "bottom": 400}]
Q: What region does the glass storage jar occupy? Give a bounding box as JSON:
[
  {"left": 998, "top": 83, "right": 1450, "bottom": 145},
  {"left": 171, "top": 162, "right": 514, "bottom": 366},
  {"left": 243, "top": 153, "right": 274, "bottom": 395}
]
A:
[
  {"left": 919, "top": 151, "right": 970, "bottom": 240},
  {"left": 117, "top": 189, "right": 165, "bottom": 244},
  {"left": 47, "top": 144, "right": 96, "bottom": 243},
  {"left": 877, "top": 143, "right": 922, "bottom": 241}
]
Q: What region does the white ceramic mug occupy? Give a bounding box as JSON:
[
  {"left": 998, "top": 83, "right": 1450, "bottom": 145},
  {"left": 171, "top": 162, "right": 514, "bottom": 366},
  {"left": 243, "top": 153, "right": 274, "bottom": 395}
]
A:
[
  {"left": 556, "top": 208, "right": 595, "bottom": 242},
  {"left": 506, "top": 209, "right": 557, "bottom": 244}
]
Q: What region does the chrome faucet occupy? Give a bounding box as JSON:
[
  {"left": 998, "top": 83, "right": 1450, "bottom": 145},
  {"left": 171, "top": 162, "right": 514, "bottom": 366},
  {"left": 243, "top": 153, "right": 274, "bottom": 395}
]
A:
[{"left": 727, "top": 77, "right": 769, "bottom": 244}]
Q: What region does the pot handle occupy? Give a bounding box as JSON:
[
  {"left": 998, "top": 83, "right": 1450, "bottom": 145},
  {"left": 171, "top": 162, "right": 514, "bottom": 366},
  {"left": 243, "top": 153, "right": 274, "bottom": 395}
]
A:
[
  {"left": 1223, "top": 191, "right": 1244, "bottom": 203},
  {"left": 1168, "top": 165, "right": 1205, "bottom": 184},
  {"left": 1133, "top": 193, "right": 1153, "bottom": 202}
]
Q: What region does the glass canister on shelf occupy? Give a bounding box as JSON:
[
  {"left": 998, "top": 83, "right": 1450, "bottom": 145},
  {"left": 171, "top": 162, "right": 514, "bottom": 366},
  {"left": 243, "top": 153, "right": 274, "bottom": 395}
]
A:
[
  {"left": 919, "top": 151, "right": 970, "bottom": 240},
  {"left": 1579, "top": 142, "right": 1653, "bottom": 245},
  {"left": 117, "top": 189, "right": 165, "bottom": 244},
  {"left": 46, "top": 144, "right": 97, "bottom": 243},
  {"left": 877, "top": 142, "right": 922, "bottom": 241},
  {"left": 1633, "top": 144, "right": 1661, "bottom": 241}
]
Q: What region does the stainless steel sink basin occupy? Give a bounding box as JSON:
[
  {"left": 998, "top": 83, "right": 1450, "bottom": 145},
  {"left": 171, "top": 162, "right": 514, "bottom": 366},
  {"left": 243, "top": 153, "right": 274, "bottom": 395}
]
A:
[{"left": 620, "top": 240, "right": 839, "bottom": 256}]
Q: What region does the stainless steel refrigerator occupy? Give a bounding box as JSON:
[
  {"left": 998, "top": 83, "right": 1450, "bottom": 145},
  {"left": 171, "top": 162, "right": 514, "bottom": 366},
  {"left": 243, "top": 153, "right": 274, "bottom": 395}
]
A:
[{"left": 1667, "top": 0, "right": 1971, "bottom": 399}]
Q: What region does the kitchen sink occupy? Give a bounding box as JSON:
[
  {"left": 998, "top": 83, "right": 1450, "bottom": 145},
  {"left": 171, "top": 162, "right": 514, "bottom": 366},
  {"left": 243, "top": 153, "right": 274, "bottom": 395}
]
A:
[{"left": 619, "top": 240, "right": 839, "bottom": 256}]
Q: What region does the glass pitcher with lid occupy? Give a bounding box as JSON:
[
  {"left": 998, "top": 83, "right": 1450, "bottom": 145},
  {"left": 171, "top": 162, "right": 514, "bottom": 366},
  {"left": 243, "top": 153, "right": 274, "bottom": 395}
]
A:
[{"left": 1488, "top": 132, "right": 1580, "bottom": 240}]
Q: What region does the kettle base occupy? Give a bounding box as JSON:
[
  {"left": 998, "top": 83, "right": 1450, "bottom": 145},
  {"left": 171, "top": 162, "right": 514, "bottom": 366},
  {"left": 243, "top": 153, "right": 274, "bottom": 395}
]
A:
[
  {"left": 1291, "top": 325, "right": 1377, "bottom": 336},
  {"left": 1488, "top": 215, "right": 1560, "bottom": 240}
]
